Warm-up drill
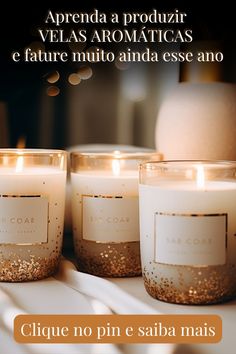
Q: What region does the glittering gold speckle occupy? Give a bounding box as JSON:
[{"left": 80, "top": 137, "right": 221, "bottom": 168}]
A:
[
  {"left": 0, "top": 255, "right": 60, "bottom": 282},
  {"left": 143, "top": 263, "right": 236, "bottom": 305},
  {"left": 75, "top": 240, "right": 141, "bottom": 277}
]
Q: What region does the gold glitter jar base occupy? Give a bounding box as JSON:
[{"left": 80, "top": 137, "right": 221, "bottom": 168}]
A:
[
  {"left": 0, "top": 255, "right": 60, "bottom": 282},
  {"left": 143, "top": 263, "right": 236, "bottom": 305},
  {"left": 75, "top": 240, "right": 141, "bottom": 277}
]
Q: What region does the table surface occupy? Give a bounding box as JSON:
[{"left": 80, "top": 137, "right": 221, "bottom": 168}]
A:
[
  {"left": 0, "top": 264, "right": 235, "bottom": 354},
  {"left": 111, "top": 276, "right": 236, "bottom": 354}
]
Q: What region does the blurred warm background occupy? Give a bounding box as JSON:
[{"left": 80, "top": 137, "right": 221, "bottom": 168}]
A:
[{"left": 0, "top": 1, "right": 235, "bottom": 149}]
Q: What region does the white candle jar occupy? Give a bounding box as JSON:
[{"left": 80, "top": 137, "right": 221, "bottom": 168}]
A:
[
  {"left": 139, "top": 161, "right": 236, "bottom": 304},
  {"left": 0, "top": 149, "right": 67, "bottom": 281},
  {"left": 71, "top": 152, "right": 161, "bottom": 277}
]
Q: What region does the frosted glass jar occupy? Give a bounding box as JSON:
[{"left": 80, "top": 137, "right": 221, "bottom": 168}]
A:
[
  {"left": 71, "top": 151, "right": 162, "bottom": 277},
  {"left": 139, "top": 160, "right": 236, "bottom": 304}
]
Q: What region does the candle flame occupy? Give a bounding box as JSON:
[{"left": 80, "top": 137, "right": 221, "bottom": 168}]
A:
[
  {"left": 16, "top": 155, "right": 24, "bottom": 172},
  {"left": 15, "top": 136, "right": 26, "bottom": 172},
  {"left": 16, "top": 136, "right": 26, "bottom": 149},
  {"left": 196, "top": 165, "right": 205, "bottom": 189},
  {"left": 112, "top": 159, "right": 120, "bottom": 176}
]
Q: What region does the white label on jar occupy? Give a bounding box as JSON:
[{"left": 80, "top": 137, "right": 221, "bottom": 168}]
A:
[
  {"left": 0, "top": 195, "right": 48, "bottom": 244},
  {"left": 82, "top": 195, "right": 139, "bottom": 242},
  {"left": 154, "top": 212, "right": 227, "bottom": 266}
]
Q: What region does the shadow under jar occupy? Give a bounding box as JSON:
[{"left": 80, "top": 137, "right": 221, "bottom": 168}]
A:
[
  {"left": 139, "top": 160, "right": 236, "bottom": 304},
  {"left": 71, "top": 151, "right": 162, "bottom": 277},
  {"left": 0, "top": 149, "right": 67, "bottom": 282}
]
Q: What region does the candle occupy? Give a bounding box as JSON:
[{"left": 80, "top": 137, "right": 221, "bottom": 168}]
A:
[
  {"left": 71, "top": 151, "right": 161, "bottom": 277},
  {"left": 139, "top": 161, "right": 236, "bottom": 304},
  {"left": 64, "top": 144, "right": 155, "bottom": 235},
  {"left": 0, "top": 149, "right": 67, "bottom": 281}
]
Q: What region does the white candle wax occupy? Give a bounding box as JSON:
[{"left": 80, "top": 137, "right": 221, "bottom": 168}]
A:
[{"left": 0, "top": 166, "right": 66, "bottom": 281}]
